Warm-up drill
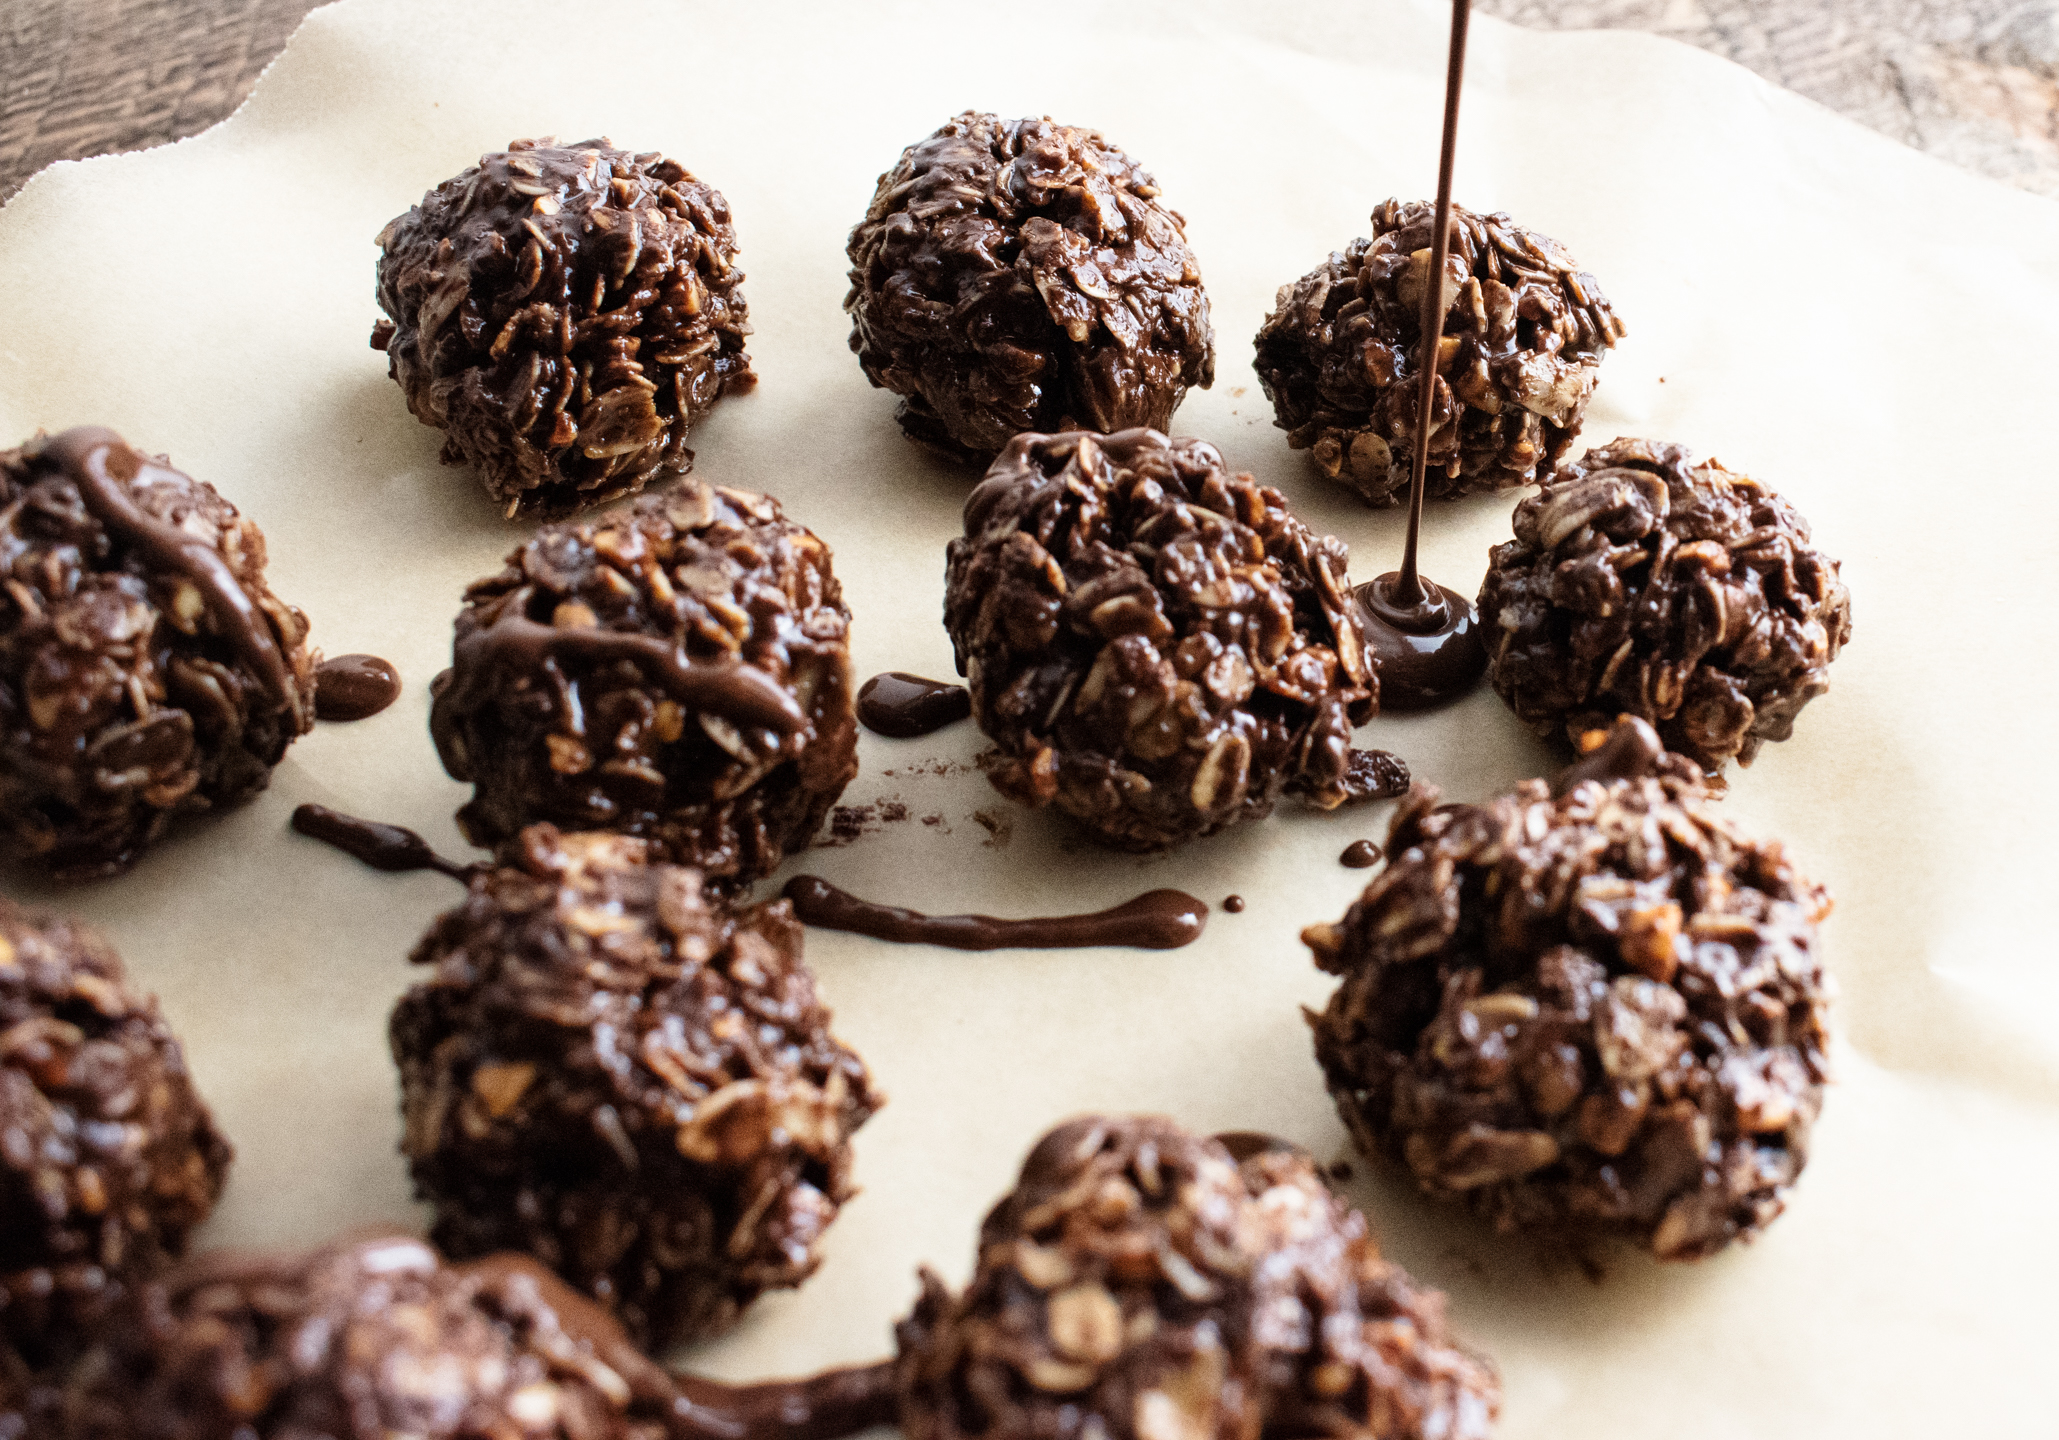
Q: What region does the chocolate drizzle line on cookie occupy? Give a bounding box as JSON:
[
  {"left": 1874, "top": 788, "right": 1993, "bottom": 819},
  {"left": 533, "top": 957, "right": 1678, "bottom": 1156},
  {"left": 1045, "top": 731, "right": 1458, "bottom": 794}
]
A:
[
  {"left": 782, "top": 875, "right": 1208, "bottom": 951},
  {"left": 44, "top": 427, "right": 299, "bottom": 714},
  {"left": 1351, "top": 0, "right": 1488, "bottom": 712}
]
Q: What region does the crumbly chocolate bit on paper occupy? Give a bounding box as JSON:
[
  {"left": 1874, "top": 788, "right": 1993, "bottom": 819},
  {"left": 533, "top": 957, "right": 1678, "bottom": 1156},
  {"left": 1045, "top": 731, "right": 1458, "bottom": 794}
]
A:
[
  {"left": 373, "top": 137, "right": 755, "bottom": 518},
  {"left": 429, "top": 482, "right": 857, "bottom": 886},
  {"left": 0, "top": 428, "right": 315, "bottom": 880},
  {"left": 1306, "top": 717, "right": 1833, "bottom": 1258},
  {"left": 893, "top": 1115, "right": 1498, "bottom": 1440},
  {"left": 0, "top": 902, "right": 230, "bottom": 1387},
  {"left": 845, "top": 113, "right": 1214, "bottom": 462},
  {"left": 944, "top": 429, "right": 1404, "bottom": 852},
  {"left": 1254, "top": 200, "right": 1624, "bottom": 506},
  {"left": 1478, "top": 438, "right": 1852, "bottom": 768},
  {"left": 391, "top": 826, "right": 879, "bottom": 1349}
]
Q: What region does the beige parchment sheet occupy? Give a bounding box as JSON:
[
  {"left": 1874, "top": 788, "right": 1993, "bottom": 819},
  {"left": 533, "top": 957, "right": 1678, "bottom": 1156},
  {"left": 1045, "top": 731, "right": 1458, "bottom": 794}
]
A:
[{"left": 3, "top": 0, "right": 2057, "bottom": 1432}]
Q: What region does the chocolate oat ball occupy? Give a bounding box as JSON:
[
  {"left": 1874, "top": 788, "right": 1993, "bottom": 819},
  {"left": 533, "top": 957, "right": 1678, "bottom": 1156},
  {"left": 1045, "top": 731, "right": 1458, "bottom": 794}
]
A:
[
  {"left": 944, "top": 430, "right": 1405, "bottom": 852},
  {"left": 0, "top": 428, "right": 315, "bottom": 880},
  {"left": 893, "top": 1116, "right": 1498, "bottom": 1440},
  {"left": 0, "top": 901, "right": 230, "bottom": 1375},
  {"left": 373, "top": 137, "right": 755, "bottom": 518},
  {"left": 391, "top": 825, "right": 880, "bottom": 1350},
  {"left": 1306, "top": 716, "right": 1832, "bottom": 1259},
  {"left": 429, "top": 482, "right": 858, "bottom": 885},
  {"left": 845, "top": 112, "right": 1214, "bottom": 462},
  {"left": 1253, "top": 200, "right": 1624, "bottom": 506},
  {"left": 1478, "top": 438, "right": 1853, "bottom": 769},
  {"left": 50, "top": 1235, "right": 696, "bottom": 1440}
]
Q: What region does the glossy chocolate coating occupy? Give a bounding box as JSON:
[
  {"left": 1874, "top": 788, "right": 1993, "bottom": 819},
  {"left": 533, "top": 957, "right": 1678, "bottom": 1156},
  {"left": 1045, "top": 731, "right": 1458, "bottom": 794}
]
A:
[{"left": 781, "top": 875, "right": 1208, "bottom": 951}]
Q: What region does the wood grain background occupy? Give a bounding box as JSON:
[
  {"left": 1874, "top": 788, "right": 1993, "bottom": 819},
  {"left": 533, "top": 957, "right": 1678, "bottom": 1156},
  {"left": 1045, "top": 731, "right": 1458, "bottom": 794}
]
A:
[{"left": 3, "top": 0, "right": 2056, "bottom": 202}]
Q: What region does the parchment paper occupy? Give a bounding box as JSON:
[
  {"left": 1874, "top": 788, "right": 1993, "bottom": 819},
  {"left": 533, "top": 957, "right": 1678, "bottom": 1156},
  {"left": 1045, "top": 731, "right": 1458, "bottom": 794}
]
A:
[{"left": 2, "top": 1, "right": 2055, "bottom": 1433}]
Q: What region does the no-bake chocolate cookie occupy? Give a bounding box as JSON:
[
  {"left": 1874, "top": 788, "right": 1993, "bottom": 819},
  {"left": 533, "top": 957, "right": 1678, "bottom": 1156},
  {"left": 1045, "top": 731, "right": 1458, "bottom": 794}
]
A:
[
  {"left": 1254, "top": 200, "right": 1623, "bottom": 506},
  {"left": 1307, "top": 717, "right": 1832, "bottom": 1258},
  {"left": 429, "top": 482, "right": 857, "bottom": 885},
  {"left": 391, "top": 825, "right": 879, "bottom": 1350},
  {"left": 894, "top": 1115, "right": 1497, "bottom": 1440},
  {"left": 374, "top": 137, "right": 754, "bottom": 518},
  {"left": 846, "top": 113, "right": 1214, "bottom": 462},
  {"left": 1478, "top": 438, "right": 1852, "bottom": 768},
  {"left": 944, "top": 430, "right": 1403, "bottom": 852},
  {"left": 0, "top": 428, "right": 314, "bottom": 879}
]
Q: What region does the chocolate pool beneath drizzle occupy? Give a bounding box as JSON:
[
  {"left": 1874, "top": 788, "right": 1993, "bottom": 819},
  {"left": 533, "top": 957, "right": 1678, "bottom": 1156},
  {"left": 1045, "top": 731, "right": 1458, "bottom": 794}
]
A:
[
  {"left": 1353, "top": 574, "right": 1485, "bottom": 712},
  {"left": 856, "top": 672, "right": 971, "bottom": 739},
  {"left": 782, "top": 875, "right": 1208, "bottom": 951}
]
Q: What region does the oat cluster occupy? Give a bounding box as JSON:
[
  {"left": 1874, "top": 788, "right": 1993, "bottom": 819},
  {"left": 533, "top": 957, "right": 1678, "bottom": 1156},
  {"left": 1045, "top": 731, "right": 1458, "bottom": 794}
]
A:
[
  {"left": 374, "top": 137, "right": 755, "bottom": 518},
  {"left": 1307, "top": 718, "right": 1832, "bottom": 1258},
  {"left": 391, "top": 826, "right": 879, "bottom": 1350},
  {"left": 0, "top": 428, "right": 315, "bottom": 880},
  {"left": 1254, "top": 200, "right": 1624, "bottom": 506},
  {"left": 1479, "top": 438, "right": 1853, "bottom": 769},
  {"left": 893, "top": 1116, "right": 1498, "bottom": 1440},
  {"left": 430, "top": 481, "right": 857, "bottom": 887},
  {"left": 944, "top": 430, "right": 1405, "bottom": 852},
  {"left": 0, "top": 901, "right": 230, "bottom": 1378},
  {"left": 846, "top": 113, "right": 1214, "bottom": 462},
  {"left": 48, "top": 1235, "right": 686, "bottom": 1440}
]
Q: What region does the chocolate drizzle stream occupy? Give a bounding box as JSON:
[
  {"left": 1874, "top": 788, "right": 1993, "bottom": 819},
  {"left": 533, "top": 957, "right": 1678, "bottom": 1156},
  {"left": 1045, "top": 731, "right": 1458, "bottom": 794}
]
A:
[
  {"left": 1340, "top": 839, "right": 1383, "bottom": 869},
  {"left": 781, "top": 875, "right": 1208, "bottom": 951},
  {"left": 314, "top": 653, "right": 402, "bottom": 721},
  {"left": 1352, "top": 0, "right": 1487, "bottom": 713},
  {"left": 856, "top": 672, "right": 972, "bottom": 738},
  {"left": 43, "top": 427, "right": 299, "bottom": 714},
  {"left": 290, "top": 803, "right": 475, "bottom": 880},
  {"left": 429, "top": 586, "right": 807, "bottom": 768}
]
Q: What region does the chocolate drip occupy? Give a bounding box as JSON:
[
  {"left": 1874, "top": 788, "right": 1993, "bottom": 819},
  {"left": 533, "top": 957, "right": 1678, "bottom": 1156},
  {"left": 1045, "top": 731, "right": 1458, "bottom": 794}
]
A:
[
  {"left": 43, "top": 427, "right": 299, "bottom": 714},
  {"left": 671, "top": 1364, "right": 899, "bottom": 1440},
  {"left": 1223, "top": 894, "right": 1246, "bottom": 914},
  {"left": 290, "top": 803, "right": 474, "bottom": 880},
  {"left": 1551, "top": 713, "right": 1667, "bottom": 795},
  {"left": 1340, "top": 839, "right": 1383, "bottom": 869},
  {"left": 314, "top": 653, "right": 402, "bottom": 721},
  {"left": 781, "top": 875, "right": 1208, "bottom": 951},
  {"left": 856, "top": 672, "right": 971, "bottom": 738},
  {"left": 430, "top": 587, "right": 806, "bottom": 777}
]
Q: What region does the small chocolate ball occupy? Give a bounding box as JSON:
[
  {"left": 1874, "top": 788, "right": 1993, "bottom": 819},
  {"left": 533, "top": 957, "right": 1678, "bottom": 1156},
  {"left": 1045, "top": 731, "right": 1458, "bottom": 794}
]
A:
[
  {"left": 429, "top": 482, "right": 858, "bottom": 886},
  {"left": 943, "top": 429, "right": 1405, "bottom": 853},
  {"left": 1306, "top": 717, "right": 1832, "bottom": 1259},
  {"left": 845, "top": 112, "right": 1214, "bottom": 462},
  {"left": 1254, "top": 200, "right": 1624, "bottom": 506},
  {"left": 390, "top": 825, "right": 880, "bottom": 1350},
  {"left": 373, "top": 137, "right": 755, "bottom": 518},
  {"left": 52, "top": 1235, "right": 688, "bottom": 1440},
  {"left": 0, "top": 901, "right": 230, "bottom": 1374},
  {"left": 893, "top": 1116, "right": 1498, "bottom": 1440},
  {"left": 1478, "top": 438, "right": 1853, "bottom": 769},
  {"left": 0, "top": 428, "right": 314, "bottom": 880}
]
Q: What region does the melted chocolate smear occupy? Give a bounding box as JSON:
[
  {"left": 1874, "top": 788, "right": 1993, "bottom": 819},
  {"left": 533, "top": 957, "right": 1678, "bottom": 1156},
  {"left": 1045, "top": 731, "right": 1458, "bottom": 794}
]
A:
[
  {"left": 782, "top": 875, "right": 1208, "bottom": 951},
  {"left": 1223, "top": 894, "right": 1246, "bottom": 913},
  {"left": 672, "top": 1365, "right": 899, "bottom": 1440},
  {"left": 1213, "top": 1131, "right": 1310, "bottom": 1163},
  {"left": 1552, "top": 714, "right": 1667, "bottom": 795},
  {"left": 314, "top": 654, "right": 402, "bottom": 721},
  {"left": 1340, "top": 839, "right": 1383, "bottom": 869},
  {"left": 1338, "top": 746, "right": 1410, "bottom": 802},
  {"left": 1354, "top": 575, "right": 1486, "bottom": 712},
  {"left": 43, "top": 428, "right": 300, "bottom": 714},
  {"left": 857, "top": 672, "right": 971, "bottom": 738},
  {"left": 290, "top": 803, "right": 474, "bottom": 881}
]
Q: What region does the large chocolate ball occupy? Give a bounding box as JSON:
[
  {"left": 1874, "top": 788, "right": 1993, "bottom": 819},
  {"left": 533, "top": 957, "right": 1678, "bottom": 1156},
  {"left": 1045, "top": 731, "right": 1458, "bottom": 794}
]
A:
[
  {"left": 0, "top": 428, "right": 314, "bottom": 880},
  {"left": 846, "top": 112, "right": 1214, "bottom": 462},
  {"left": 391, "top": 825, "right": 879, "bottom": 1350},
  {"left": 374, "top": 137, "right": 755, "bottom": 518}
]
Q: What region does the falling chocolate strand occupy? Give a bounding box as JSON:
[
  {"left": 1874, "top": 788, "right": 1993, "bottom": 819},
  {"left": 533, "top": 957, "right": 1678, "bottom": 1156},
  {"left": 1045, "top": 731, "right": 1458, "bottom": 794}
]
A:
[
  {"left": 856, "top": 671, "right": 972, "bottom": 738},
  {"left": 314, "top": 654, "right": 403, "bottom": 721},
  {"left": 1352, "top": 0, "right": 1488, "bottom": 712},
  {"left": 782, "top": 875, "right": 1208, "bottom": 951},
  {"left": 290, "top": 803, "right": 476, "bottom": 881},
  {"left": 43, "top": 427, "right": 300, "bottom": 713}
]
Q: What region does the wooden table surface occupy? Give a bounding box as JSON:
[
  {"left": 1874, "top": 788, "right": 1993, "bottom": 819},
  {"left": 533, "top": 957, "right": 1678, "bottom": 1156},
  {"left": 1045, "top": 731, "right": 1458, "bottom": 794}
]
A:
[{"left": 3, "top": 0, "right": 2056, "bottom": 203}]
